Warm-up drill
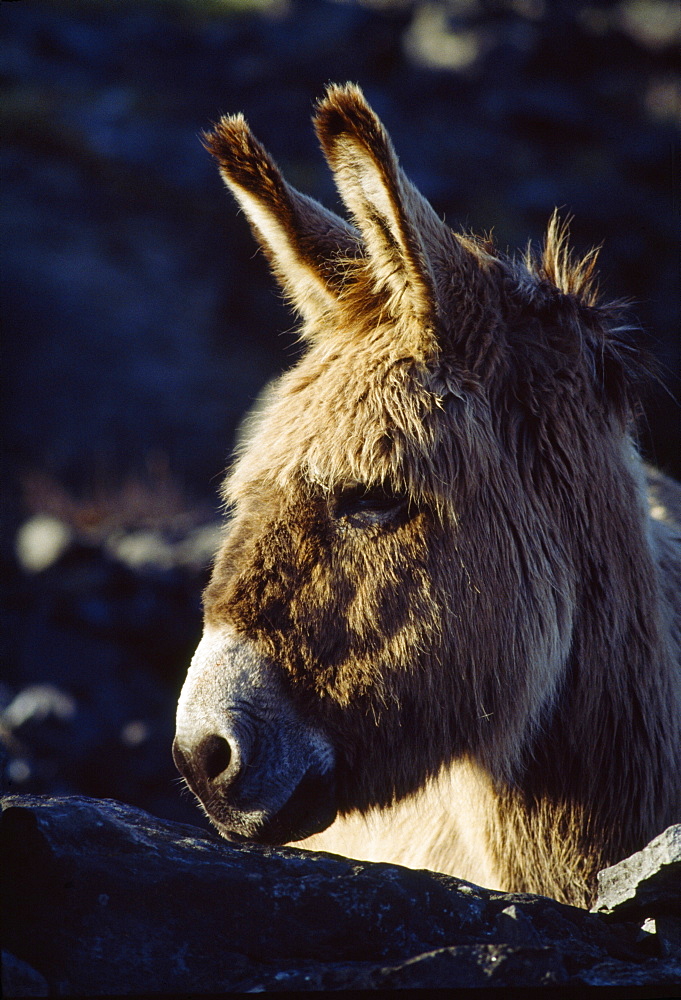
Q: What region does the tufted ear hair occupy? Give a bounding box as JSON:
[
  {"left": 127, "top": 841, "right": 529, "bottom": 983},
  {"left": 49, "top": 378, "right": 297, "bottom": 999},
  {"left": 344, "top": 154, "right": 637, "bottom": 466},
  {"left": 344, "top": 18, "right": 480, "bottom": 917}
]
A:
[
  {"left": 314, "top": 84, "right": 470, "bottom": 327},
  {"left": 204, "top": 115, "right": 359, "bottom": 322}
]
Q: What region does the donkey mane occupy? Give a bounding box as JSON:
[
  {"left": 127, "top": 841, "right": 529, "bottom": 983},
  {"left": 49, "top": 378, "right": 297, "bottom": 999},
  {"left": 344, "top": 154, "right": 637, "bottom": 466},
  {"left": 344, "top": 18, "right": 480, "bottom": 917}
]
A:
[{"left": 173, "top": 83, "right": 681, "bottom": 909}]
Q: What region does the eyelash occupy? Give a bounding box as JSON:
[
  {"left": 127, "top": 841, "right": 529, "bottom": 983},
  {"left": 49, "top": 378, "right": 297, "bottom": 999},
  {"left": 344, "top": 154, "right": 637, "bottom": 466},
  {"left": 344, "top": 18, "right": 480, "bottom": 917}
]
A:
[{"left": 329, "top": 484, "right": 410, "bottom": 527}]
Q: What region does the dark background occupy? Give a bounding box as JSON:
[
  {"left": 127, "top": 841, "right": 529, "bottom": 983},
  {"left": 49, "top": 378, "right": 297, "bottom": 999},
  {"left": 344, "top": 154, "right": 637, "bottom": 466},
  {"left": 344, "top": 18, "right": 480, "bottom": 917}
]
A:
[{"left": 1, "top": 0, "right": 679, "bottom": 828}]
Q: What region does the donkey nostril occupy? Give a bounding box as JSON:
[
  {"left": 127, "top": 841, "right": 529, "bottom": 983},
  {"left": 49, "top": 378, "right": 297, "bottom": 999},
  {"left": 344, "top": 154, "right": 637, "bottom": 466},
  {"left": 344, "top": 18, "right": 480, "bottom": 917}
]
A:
[{"left": 199, "top": 734, "right": 233, "bottom": 782}]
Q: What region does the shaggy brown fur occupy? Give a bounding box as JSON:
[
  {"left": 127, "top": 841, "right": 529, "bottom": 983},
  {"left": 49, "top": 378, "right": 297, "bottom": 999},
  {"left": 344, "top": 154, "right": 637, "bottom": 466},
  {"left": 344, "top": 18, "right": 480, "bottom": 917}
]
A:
[{"left": 184, "top": 84, "right": 680, "bottom": 907}]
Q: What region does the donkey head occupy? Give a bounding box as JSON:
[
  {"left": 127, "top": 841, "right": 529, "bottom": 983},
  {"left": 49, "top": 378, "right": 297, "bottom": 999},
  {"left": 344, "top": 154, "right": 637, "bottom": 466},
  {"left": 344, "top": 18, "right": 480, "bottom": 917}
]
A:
[{"left": 173, "top": 85, "right": 644, "bottom": 844}]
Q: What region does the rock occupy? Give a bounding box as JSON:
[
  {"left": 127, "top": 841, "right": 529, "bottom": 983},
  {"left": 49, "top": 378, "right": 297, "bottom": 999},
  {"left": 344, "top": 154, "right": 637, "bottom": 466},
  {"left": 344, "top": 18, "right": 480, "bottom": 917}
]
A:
[
  {"left": 593, "top": 825, "right": 681, "bottom": 918},
  {"left": 1, "top": 525, "right": 210, "bottom": 829},
  {"left": 104, "top": 522, "right": 222, "bottom": 573},
  {"left": 592, "top": 822, "right": 681, "bottom": 963},
  {"left": 1, "top": 951, "right": 48, "bottom": 998},
  {"left": 655, "top": 916, "right": 681, "bottom": 959},
  {"left": 14, "top": 516, "right": 74, "bottom": 574},
  {"left": 2, "top": 794, "right": 680, "bottom": 993},
  {"left": 1, "top": 0, "right": 680, "bottom": 868}
]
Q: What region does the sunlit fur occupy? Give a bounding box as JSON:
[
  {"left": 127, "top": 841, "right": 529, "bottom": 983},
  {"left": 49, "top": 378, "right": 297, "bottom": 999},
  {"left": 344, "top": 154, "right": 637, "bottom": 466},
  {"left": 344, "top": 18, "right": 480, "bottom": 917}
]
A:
[{"left": 198, "top": 84, "right": 681, "bottom": 907}]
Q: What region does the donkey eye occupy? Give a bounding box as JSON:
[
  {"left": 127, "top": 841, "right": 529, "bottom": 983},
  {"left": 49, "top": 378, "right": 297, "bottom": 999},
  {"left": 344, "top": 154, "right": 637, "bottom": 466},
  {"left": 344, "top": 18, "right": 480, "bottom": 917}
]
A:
[{"left": 331, "top": 484, "right": 409, "bottom": 527}]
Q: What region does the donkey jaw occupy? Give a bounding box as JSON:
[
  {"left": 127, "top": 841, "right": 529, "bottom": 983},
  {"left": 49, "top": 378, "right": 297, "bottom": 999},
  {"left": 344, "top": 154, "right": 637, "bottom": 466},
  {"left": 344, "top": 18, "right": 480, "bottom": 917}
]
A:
[
  {"left": 208, "top": 770, "right": 338, "bottom": 845},
  {"left": 173, "top": 626, "right": 337, "bottom": 844}
]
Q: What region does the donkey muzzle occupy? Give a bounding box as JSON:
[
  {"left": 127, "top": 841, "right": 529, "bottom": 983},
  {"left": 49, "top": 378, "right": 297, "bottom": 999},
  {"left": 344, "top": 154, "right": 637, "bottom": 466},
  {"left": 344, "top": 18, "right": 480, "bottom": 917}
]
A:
[{"left": 173, "top": 626, "right": 336, "bottom": 843}]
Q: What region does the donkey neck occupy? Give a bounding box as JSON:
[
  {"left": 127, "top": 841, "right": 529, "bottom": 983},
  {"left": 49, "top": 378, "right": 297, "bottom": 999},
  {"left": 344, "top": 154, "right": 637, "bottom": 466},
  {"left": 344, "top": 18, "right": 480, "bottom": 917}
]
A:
[{"left": 490, "top": 499, "right": 681, "bottom": 906}]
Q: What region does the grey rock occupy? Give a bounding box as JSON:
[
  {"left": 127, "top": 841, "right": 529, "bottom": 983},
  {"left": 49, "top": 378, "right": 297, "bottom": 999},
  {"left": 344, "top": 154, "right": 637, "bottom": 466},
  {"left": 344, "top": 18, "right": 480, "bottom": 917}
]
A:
[
  {"left": 1, "top": 952, "right": 49, "bottom": 998},
  {"left": 578, "top": 954, "right": 681, "bottom": 987},
  {"left": 105, "top": 522, "right": 222, "bottom": 572},
  {"left": 2, "top": 794, "right": 680, "bottom": 993},
  {"left": 14, "top": 516, "right": 74, "bottom": 574},
  {"left": 494, "top": 902, "right": 542, "bottom": 946},
  {"left": 593, "top": 824, "right": 681, "bottom": 918},
  {"left": 656, "top": 915, "right": 681, "bottom": 958}
]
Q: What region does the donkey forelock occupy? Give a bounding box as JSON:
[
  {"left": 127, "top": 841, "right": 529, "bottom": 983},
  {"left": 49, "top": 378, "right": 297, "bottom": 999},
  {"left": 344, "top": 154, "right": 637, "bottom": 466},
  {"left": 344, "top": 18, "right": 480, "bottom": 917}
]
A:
[{"left": 175, "top": 84, "right": 679, "bottom": 905}]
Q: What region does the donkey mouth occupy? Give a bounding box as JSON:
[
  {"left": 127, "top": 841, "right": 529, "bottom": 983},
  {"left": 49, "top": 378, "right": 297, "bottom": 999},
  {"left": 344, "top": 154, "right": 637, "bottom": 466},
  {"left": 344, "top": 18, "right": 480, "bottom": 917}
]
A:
[{"left": 213, "top": 770, "right": 337, "bottom": 846}]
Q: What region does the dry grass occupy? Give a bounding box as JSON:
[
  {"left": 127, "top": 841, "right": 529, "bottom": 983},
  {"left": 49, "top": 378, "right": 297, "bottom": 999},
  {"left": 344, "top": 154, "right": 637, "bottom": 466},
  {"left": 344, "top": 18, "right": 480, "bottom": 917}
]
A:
[{"left": 22, "top": 458, "right": 213, "bottom": 540}]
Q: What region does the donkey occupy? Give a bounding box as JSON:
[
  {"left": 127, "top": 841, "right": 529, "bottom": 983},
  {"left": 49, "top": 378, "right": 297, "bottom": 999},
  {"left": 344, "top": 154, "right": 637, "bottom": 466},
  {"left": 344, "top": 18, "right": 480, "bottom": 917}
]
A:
[{"left": 173, "top": 84, "right": 681, "bottom": 907}]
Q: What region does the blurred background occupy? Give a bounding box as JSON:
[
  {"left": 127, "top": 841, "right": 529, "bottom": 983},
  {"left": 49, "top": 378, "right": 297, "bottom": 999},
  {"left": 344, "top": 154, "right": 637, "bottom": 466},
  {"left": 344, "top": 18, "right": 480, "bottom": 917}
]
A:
[{"left": 1, "top": 0, "right": 679, "bottom": 828}]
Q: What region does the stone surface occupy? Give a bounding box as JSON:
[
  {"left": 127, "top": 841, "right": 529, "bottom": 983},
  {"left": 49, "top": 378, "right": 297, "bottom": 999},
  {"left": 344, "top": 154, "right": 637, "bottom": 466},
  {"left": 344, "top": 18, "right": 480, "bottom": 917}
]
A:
[
  {"left": 594, "top": 824, "right": 681, "bottom": 918},
  {"left": 0, "top": 527, "right": 214, "bottom": 832},
  {"left": 1, "top": 952, "right": 48, "bottom": 999},
  {"left": 1, "top": 0, "right": 680, "bottom": 875},
  {"left": 2, "top": 795, "right": 680, "bottom": 994}
]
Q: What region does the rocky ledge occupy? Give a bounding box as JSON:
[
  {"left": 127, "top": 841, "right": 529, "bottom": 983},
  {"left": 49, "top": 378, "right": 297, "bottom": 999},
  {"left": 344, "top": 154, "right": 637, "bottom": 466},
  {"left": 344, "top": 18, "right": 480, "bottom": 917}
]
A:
[{"left": 1, "top": 795, "right": 679, "bottom": 995}]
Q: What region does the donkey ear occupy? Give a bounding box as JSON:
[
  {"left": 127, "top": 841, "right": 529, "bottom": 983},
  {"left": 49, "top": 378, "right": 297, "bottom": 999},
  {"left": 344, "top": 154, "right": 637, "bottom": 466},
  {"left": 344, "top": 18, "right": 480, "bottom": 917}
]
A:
[
  {"left": 314, "top": 84, "right": 448, "bottom": 323},
  {"left": 204, "top": 115, "right": 359, "bottom": 321}
]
